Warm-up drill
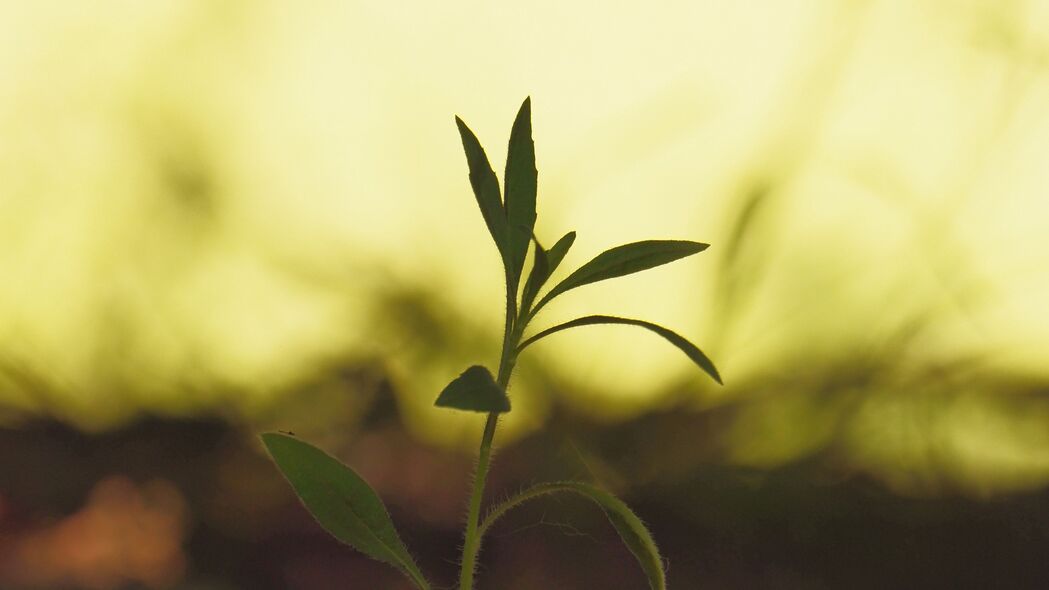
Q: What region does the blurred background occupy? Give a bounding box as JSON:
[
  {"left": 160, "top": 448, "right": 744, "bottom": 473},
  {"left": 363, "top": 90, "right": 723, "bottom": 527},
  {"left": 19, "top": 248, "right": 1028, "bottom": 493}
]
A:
[{"left": 1, "top": 0, "right": 1048, "bottom": 588}]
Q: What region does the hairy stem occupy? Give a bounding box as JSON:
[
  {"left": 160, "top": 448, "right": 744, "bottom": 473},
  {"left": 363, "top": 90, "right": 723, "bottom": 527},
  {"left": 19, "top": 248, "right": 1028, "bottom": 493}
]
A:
[
  {"left": 458, "top": 274, "right": 523, "bottom": 590},
  {"left": 477, "top": 482, "right": 586, "bottom": 538}
]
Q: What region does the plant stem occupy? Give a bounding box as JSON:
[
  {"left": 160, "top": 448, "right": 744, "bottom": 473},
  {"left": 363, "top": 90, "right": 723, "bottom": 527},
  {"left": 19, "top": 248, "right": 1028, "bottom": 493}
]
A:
[
  {"left": 458, "top": 277, "right": 522, "bottom": 590},
  {"left": 458, "top": 410, "right": 499, "bottom": 590}
]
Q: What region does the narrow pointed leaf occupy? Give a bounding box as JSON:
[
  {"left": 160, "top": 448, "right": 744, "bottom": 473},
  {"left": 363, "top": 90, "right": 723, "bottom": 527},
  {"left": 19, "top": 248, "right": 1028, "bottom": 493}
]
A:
[
  {"left": 456, "top": 116, "right": 508, "bottom": 262},
  {"left": 435, "top": 365, "right": 511, "bottom": 413},
  {"left": 521, "top": 231, "right": 576, "bottom": 316},
  {"left": 544, "top": 230, "right": 576, "bottom": 275},
  {"left": 479, "top": 481, "right": 666, "bottom": 590},
  {"left": 261, "top": 433, "right": 431, "bottom": 590},
  {"left": 518, "top": 315, "right": 722, "bottom": 385},
  {"left": 520, "top": 235, "right": 550, "bottom": 316},
  {"left": 534, "top": 240, "right": 708, "bottom": 314},
  {"left": 503, "top": 97, "right": 538, "bottom": 290}
]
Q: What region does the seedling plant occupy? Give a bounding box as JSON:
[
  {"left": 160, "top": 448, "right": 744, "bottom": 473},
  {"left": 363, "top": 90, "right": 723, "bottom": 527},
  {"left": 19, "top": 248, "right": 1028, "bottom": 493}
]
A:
[{"left": 262, "top": 98, "right": 722, "bottom": 589}]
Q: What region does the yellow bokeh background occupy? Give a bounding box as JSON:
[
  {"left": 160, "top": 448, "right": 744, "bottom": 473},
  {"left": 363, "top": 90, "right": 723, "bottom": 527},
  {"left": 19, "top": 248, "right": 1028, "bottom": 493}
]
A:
[{"left": 1, "top": 0, "right": 1048, "bottom": 493}]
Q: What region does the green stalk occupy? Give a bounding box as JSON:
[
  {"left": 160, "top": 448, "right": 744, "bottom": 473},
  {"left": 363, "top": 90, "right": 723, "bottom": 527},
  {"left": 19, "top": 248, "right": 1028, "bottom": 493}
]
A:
[{"left": 458, "top": 275, "right": 524, "bottom": 590}]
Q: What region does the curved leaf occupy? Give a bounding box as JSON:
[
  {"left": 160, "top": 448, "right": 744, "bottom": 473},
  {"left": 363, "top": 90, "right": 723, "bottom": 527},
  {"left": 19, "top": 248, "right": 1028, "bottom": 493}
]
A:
[
  {"left": 261, "top": 433, "right": 431, "bottom": 590},
  {"left": 479, "top": 481, "right": 665, "bottom": 590},
  {"left": 435, "top": 365, "right": 511, "bottom": 413},
  {"left": 521, "top": 231, "right": 576, "bottom": 316},
  {"left": 533, "top": 240, "right": 708, "bottom": 314},
  {"left": 504, "top": 97, "right": 538, "bottom": 291},
  {"left": 518, "top": 315, "right": 722, "bottom": 385},
  {"left": 456, "top": 116, "right": 507, "bottom": 263}
]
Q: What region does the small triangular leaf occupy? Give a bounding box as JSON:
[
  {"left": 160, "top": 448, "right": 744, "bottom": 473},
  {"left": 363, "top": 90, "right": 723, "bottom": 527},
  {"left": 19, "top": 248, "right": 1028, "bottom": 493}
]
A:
[
  {"left": 435, "top": 365, "right": 511, "bottom": 413},
  {"left": 518, "top": 315, "right": 722, "bottom": 385},
  {"left": 534, "top": 240, "right": 708, "bottom": 314},
  {"left": 456, "top": 116, "right": 508, "bottom": 265},
  {"left": 503, "top": 97, "right": 538, "bottom": 293},
  {"left": 261, "top": 433, "right": 431, "bottom": 590}
]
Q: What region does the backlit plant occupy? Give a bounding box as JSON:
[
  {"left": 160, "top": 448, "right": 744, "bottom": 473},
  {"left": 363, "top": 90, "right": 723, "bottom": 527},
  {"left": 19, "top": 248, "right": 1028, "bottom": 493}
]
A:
[{"left": 261, "top": 98, "right": 721, "bottom": 589}]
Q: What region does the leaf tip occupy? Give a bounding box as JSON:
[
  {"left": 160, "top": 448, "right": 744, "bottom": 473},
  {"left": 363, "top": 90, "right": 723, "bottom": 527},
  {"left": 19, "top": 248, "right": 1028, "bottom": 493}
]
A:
[
  {"left": 512, "top": 97, "right": 533, "bottom": 132},
  {"left": 260, "top": 431, "right": 292, "bottom": 452}
]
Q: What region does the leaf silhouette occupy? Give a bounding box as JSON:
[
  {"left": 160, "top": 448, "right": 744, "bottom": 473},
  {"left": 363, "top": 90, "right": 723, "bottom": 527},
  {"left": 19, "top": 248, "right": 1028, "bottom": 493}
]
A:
[
  {"left": 533, "top": 240, "right": 708, "bottom": 314},
  {"left": 435, "top": 365, "right": 511, "bottom": 413},
  {"left": 521, "top": 231, "right": 576, "bottom": 315},
  {"left": 503, "top": 97, "right": 538, "bottom": 293},
  {"left": 261, "top": 433, "right": 431, "bottom": 590},
  {"left": 456, "top": 116, "right": 508, "bottom": 266},
  {"left": 518, "top": 315, "right": 721, "bottom": 384}
]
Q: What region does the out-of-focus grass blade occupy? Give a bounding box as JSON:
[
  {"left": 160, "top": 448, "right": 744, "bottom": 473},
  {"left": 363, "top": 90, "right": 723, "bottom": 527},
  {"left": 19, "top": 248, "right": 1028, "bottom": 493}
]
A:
[
  {"left": 261, "top": 433, "right": 431, "bottom": 590},
  {"left": 456, "top": 116, "right": 508, "bottom": 266},
  {"left": 503, "top": 97, "right": 538, "bottom": 292},
  {"left": 434, "top": 365, "right": 511, "bottom": 413},
  {"left": 518, "top": 315, "right": 722, "bottom": 385},
  {"left": 479, "top": 481, "right": 666, "bottom": 590},
  {"left": 533, "top": 240, "right": 708, "bottom": 314}
]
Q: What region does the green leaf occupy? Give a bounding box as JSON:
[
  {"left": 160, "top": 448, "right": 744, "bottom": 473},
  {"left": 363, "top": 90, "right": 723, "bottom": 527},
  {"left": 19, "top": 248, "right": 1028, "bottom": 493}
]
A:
[
  {"left": 479, "top": 481, "right": 666, "bottom": 590},
  {"left": 544, "top": 230, "right": 576, "bottom": 275},
  {"left": 503, "top": 97, "right": 538, "bottom": 293},
  {"left": 456, "top": 116, "right": 508, "bottom": 263},
  {"left": 518, "top": 315, "right": 722, "bottom": 385},
  {"left": 520, "top": 235, "right": 550, "bottom": 319},
  {"left": 261, "top": 433, "right": 431, "bottom": 590},
  {"left": 435, "top": 365, "right": 511, "bottom": 413},
  {"left": 521, "top": 231, "right": 576, "bottom": 316},
  {"left": 533, "top": 240, "right": 708, "bottom": 314}
]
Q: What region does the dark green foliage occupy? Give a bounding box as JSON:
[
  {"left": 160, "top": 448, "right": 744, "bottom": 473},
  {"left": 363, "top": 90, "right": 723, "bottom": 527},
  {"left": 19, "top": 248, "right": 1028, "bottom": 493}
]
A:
[
  {"left": 503, "top": 97, "right": 539, "bottom": 294},
  {"left": 521, "top": 231, "right": 576, "bottom": 315},
  {"left": 260, "top": 433, "right": 431, "bottom": 590},
  {"left": 518, "top": 315, "right": 722, "bottom": 385},
  {"left": 264, "top": 98, "right": 722, "bottom": 590},
  {"left": 544, "top": 231, "right": 576, "bottom": 276},
  {"left": 533, "top": 240, "right": 709, "bottom": 314},
  {"left": 455, "top": 116, "right": 508, "bottom": 263},
  {"left": 435, "top": 365, "right": 511, "bottom": 413}
]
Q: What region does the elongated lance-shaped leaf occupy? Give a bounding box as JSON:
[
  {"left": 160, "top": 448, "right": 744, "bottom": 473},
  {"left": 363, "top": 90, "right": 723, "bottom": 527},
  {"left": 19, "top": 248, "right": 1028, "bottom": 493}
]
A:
[
  {"left": 456, "top": 116, "right": 508, "bottom": 265},
  {"left": 261, "top": 433, "right": 431, "bottom": 590},
  {"left": 521, "top": 231, "right": 576, "bottom": 316},
  {"left": 478, "top": 481, "right": 666, "bottom": 590},
  {"left": 503, "top": 97, "right": 538, "bottom": 295},
  {"left": 518, "top": 315, "right": 722, "bottom": 385},
  {"left": 435, "top": 365, "right": 511, "bottom": 413},
  {"left": 532, "top": 240, "right": 708, "bottom": 315}
]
